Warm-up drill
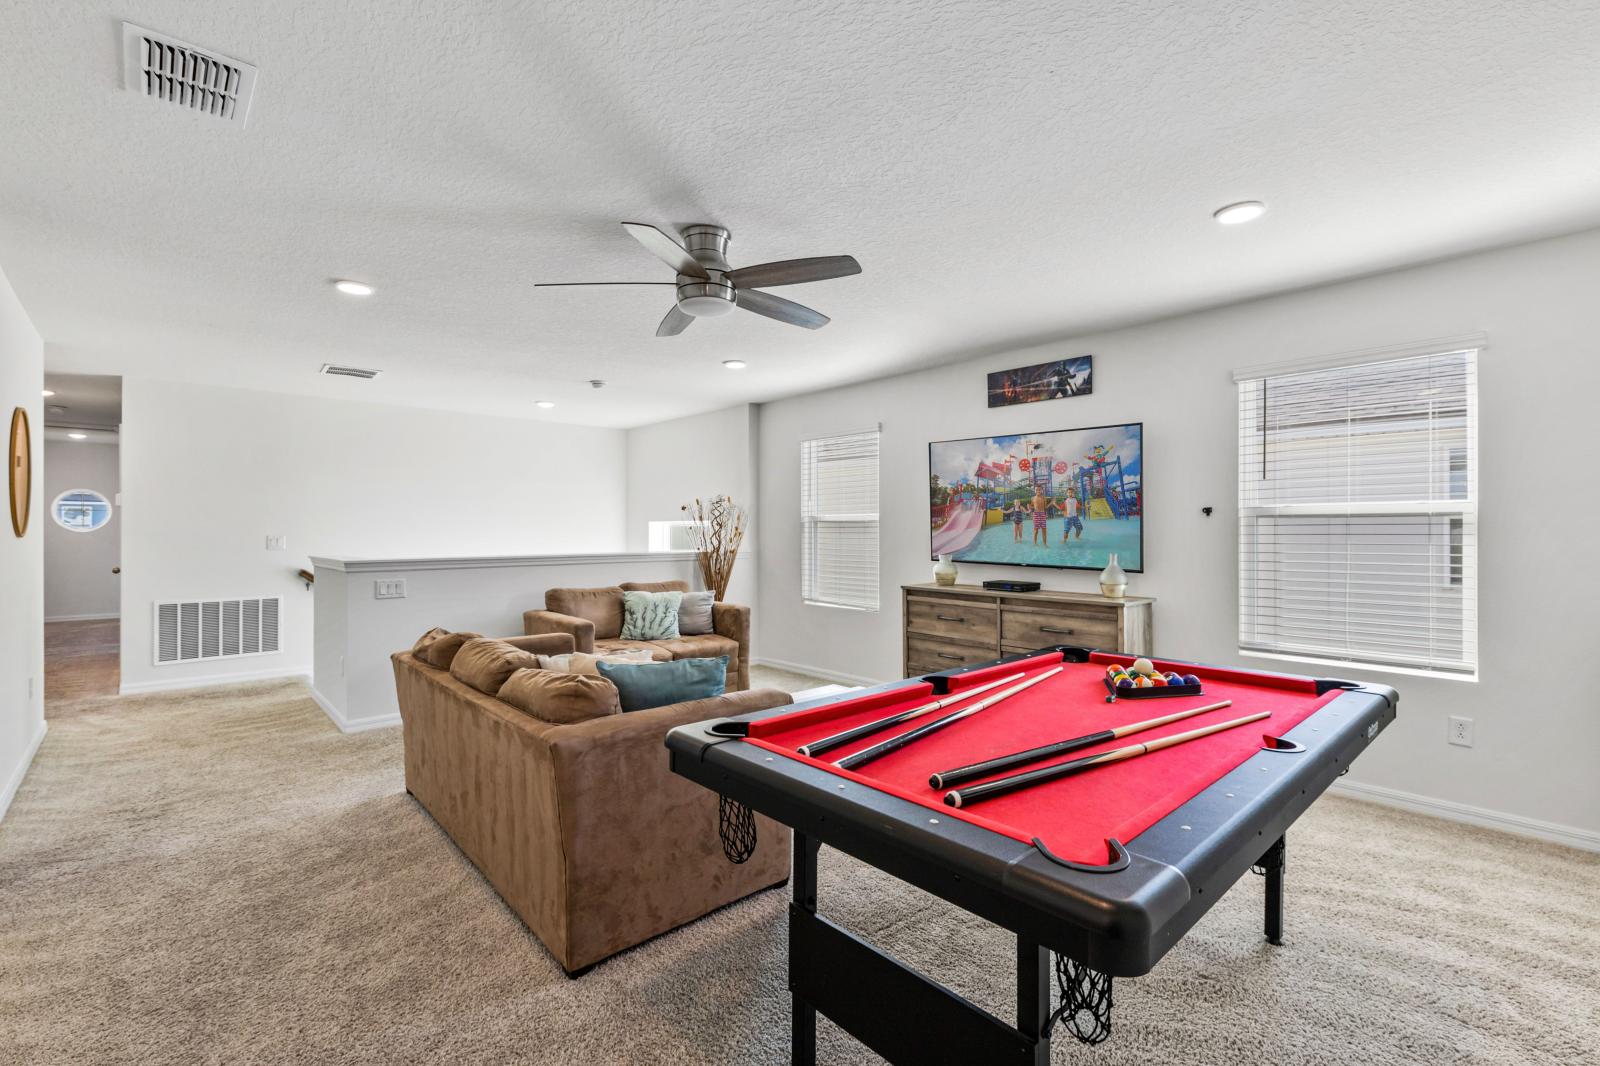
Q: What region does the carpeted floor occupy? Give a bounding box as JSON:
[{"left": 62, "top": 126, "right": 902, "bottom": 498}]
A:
[{"left": 1, "top": 677, "right": 1596, "bottom": 1065}]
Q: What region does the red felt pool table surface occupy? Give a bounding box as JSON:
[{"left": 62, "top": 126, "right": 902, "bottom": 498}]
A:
[{"left": 745, "top": 652, "right": 1340, "bottom": 865}]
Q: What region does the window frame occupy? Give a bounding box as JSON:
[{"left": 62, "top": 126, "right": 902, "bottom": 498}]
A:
[
  {"left": 1234, "top": 339, "right": 1480, "bottom": 681},
  {"left": 800, "top": 427, "right": 881, "bottom": 612}
]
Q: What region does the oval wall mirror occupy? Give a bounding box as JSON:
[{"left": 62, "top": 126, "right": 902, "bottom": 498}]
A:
[{"left": 9, "top": 406, "right": 30, "bottom": 538}]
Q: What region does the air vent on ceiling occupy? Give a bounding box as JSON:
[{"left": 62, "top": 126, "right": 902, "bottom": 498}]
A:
[
  {"left": 121, "top": 22, "right": 258, "bottom": 126},
  {"left": 319, "top": 364, "right": 382, "bottom": 380},
  {"left": 153, "top": 597, "right": 280, "bottom": 666}
]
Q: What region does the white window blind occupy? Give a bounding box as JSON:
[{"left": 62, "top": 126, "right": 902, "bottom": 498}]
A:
[
  {"left": 801, "top": 429, "right": 880, "bottom": 610},
  {"left": 1237, "top": 347, "right": 1477, "bottom": 677}
]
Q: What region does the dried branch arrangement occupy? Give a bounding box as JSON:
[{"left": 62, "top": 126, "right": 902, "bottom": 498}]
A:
[{"left": 682, "top": 495, "right": 747, "bottom": 601}]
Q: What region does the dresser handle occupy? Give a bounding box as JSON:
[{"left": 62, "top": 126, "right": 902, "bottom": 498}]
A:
[
  {"left": 935, "top": 614, "right": 965, "bottom": 623},
  {"left": 1039, "top": 626, "right": 1075, "bottom": 635},
  {"left": 937, "top": 652, "right": 964, "bottom": 661}
]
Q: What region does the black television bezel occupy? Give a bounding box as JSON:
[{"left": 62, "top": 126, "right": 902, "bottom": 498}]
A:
[{"left": 926, "top": 421, "right": 1145, "bottom": 574}]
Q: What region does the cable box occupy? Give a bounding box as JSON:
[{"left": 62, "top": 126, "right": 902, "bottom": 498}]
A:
[{"left": 982, "top": 580, "right": 1041, "bottom": 593}]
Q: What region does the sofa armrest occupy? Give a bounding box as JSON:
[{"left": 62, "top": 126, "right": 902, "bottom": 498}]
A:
[
  {"left": 499, "top": 633, "right": 576, "bottom": 656},
  {"left": 524, "top": 610, "right": 596, "bottom": 653},
  {"left": 711, "top": 602, "right": 751, "bottom": 691}
]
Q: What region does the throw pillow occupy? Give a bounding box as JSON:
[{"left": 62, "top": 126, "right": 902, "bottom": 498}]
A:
[
  {"left": 412, "top": 627, "right": 448, "bottom": 658},
  {"left": 449, "top": 638, "right": 542, "bottom": 696},
  {"left": 536, "top": 649, "right": 655, "bottom": 674},
  {"left": 596, "top": 655, "right": 727, "bottom": 712},
  {"left": 619, "top": 589, "right": 683, "bottom": 641},
  {"left": 678, "top": 590, "right": 715, "bottom": 635},
  {"left": 417, "top": 631, "right": 482, "bottom": 670},
  {"left": 498, "top": 669, "right": 622, "bottom": 724}
]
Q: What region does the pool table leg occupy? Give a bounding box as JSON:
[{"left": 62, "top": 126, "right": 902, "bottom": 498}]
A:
[
  {"left": 1260, "top": 834, "right": 1287, "bottom": 945},
  {"left": 792, "top": 831, "right": 821, "bottom": 1066},
  {"left": 1016, "top": 938, "right": 1051, "bottom": 1065}
]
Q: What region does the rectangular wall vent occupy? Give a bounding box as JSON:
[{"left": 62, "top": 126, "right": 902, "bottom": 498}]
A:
[
  {"left": 154, "top": 597, "right": 280, "bottom": 666},
  {"left": 121, "top": 22, "right": 258, "bottom": 126},
  {"left": 319, "top": 364, "right": 382, "bottom": 380}
]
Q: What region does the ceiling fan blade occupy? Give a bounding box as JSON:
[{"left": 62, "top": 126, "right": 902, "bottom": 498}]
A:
[
  {"left": 622, "top": 222, "right": 708, "bottom": 279},
  {"left": 656, "top": 305, "right": 694, "bottom": 337},
  {"left": 735, "top": 288, "right": 830, "bottom": 329},
  {"left": 727, "top": 255, "right": 861, "bottom": 289},
  {"left": 533, "top": 281, "right": 675, "bottom": 287}
]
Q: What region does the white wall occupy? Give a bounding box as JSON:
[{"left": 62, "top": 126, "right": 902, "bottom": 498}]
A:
[
  {"left": 757, "top": 228, "right": 1600, "bottom": 843},
  {"left": 119, "top": 379, "right": 628, "bottom": 693},
  {"left": 43, "top": 439, "right": 119, "bottom": 620},
  {"left": 625, "top": 404, "right": 759, "bottom": 550},
  {"left": 0, "top": 265, "right": 45, "bottom": 822}
]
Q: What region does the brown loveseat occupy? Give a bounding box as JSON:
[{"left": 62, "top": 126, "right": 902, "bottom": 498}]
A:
[
  {"left": 393, "top": 632, "right": 790, "bottom": 975},
  {"left": 524, "top": 580, "right": 752, "bottom": 692}
]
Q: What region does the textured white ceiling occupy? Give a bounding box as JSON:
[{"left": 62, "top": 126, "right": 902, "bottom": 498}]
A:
[{"left": 3, "top": 2, "right": 1598, "bottom": 428}]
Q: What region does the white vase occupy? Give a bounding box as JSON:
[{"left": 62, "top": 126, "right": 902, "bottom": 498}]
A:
[
  {"left": 1099, "top": 553, "right": 1127, "bottom": 598},
  {"left": 933, "top": 553, "right": 959, "bottom": 587}
]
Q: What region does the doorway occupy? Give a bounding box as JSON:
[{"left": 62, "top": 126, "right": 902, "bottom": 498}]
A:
[{"left": 41, "top": 373, "right": 121, "bottom": 714}]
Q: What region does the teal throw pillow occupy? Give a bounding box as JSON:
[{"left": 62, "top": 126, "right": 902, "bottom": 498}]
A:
[
  {"left": 620, "top": 589, "right": 683, "bottom": 640},
  {"left": 596, "top": 656, "right": 727, "bottom": 712}
]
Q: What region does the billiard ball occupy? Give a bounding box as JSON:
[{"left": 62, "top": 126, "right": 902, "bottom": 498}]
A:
[
  {"left": 1182, "top": 674, "right": 1201, "bottom": 686},
  {"left": 1151, "top": 676, "right": 1167, "bottom": 687},
  {"left": 1116, "top": 678, "right": 1134, "bottom": 689},
  {"left": 1131, "top": 657, "right": 1154, "bottom": 676},
  {"left": 1136, "top": 676, "right": 1153, "bottom": 688}
]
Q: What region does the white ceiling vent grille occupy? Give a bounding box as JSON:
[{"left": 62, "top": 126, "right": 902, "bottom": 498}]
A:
[
  {"left": 319, "top": 364, "right": 382, "bottom": 380},
  {"left": 154, "top": 597, "right": 280, "bottom": 666},
  {"left": 121, "top": 23, "right": 258, "bottom": 126}
]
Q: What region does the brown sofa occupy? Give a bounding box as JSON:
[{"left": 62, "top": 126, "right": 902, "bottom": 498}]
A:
[
  {"left": 393, "top": 632, "right": 791, "bottom": 974},
  {"left": 524, "top": 580, "right": 752, "bottom": 692}
]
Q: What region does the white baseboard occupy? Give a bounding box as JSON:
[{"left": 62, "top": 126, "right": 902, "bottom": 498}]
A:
[
  {"left": 45, "top": 612, "right": 119, "bottom": 623},
  {"left": 308, "top": 684, "right": 400, "bottom": 735},
  {"left": 754, "top": 656, "right": 887, "bottom": 689},
  {"left": 119, "top": 666, "right": 310, "bottom": 696},
  {"left": 0, "top": 718, "right": 47, "bottom": 825},
  {"left": 1333, "top": 779, "right": 1600, "bottom": 854}
]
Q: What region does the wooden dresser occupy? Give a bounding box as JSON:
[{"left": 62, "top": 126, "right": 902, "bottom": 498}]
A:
[{"left": 901, "top": 583, "right": 1154, "bottom": 677}]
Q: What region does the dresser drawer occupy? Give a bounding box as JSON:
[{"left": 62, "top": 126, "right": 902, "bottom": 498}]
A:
[
  {"left": 905, "top": 596, "right": 999, "bottom": 645},
  {"left": 905, "top": 634, "right": 997, "bottom": 676},
  {"left": 1000, "top": 606, "right": 1118, "bottom": 650}
]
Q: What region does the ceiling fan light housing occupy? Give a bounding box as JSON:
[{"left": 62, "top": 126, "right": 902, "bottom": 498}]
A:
[{"left": 677, "top": 277, "right": 737, "bottom": 317}]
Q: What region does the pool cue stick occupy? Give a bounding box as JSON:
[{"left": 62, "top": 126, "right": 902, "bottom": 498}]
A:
[
  {"left": 836, "top": 666, "right": 1065, "bottom": 771},
  {"left": 797, "top": 672, "right": 1026, "bottom": 758},
  {"left": 943, "top": 711, "right": 1271, "bottom": 808},
  {"left": 928, "top": 699, "right": 1235, "bottom": 789}
]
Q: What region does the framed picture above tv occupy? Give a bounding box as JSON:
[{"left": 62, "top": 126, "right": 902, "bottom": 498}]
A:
[{"left": 928, "top": 422, "right": 1143, "bottom": 572}]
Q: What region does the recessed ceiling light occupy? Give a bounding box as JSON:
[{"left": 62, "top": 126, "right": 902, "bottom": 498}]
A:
[
  {"left": 1213, "top": 201, "right": 1267, "bottom": 225},
  {"left": 333, "top": 279, "right": 375, "bottom": 296},
  {"left": 41, "top": 389, "right": 55, "bottom": 397},
  {"left": 67, "top": 432, "right": 88, "bottom": 440},
  {"left": 722, "top": 359, "right": 748, "bottom": 370},
  {"left": 534, "top": 400, "right": 556, "bottom": 409}
]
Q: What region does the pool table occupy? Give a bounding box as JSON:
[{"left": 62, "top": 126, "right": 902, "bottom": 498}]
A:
[{"left": 665, "top": 646, "right": 1396, "bottom": 1063}]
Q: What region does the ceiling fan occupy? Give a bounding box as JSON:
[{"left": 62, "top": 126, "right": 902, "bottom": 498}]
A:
[{"left": 536, "top": 223, "right": 861, "bottom": 336}]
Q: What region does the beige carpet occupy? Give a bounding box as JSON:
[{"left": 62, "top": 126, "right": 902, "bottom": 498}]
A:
[{"left": 2, "top": 677, "right": 1597, "bottom": 1065}]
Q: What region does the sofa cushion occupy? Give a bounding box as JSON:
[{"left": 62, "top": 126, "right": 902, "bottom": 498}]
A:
[
  {"left": 545, "top": 586, "right": 625, "bottom": 640},
  {"left": 677, "top": 590, "right": 715, "bottom": 635},
  {"left": 537, "top": 649, "right": 656, "bottom": 674},
  {"left": 618, "top": 580, "right": 690, "bottom": 594},
  {"left": 593, "top": 639, "right": 675, "bottom": 661},
  {"left": 620, "top": 590, "right": 682, "bottom": 640},
  {"left": 416, "top": 631, "right": 483, "bottom": 670},
  {"left": 650, "top": 633, "right": 740, "bottom": 664},
  {"left": 596, "top": 655, "right": 728, "bottom": 712},
  {"left": 449, "top": 638, "right": 542, "bottom": 696},
  {"left": 498, "top": 668, "right": 621, "bottom": 724},
  {"left": 412, "top": 627, "right": 449, "bottom": 659}
]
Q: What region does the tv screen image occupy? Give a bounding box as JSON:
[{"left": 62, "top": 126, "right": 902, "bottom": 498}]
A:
[{"left": 928, "top": 423, "right": 1143, "bottom": 572}]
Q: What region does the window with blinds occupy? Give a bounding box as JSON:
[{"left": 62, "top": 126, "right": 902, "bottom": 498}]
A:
[
  {"left": 1236, "top": 346, "right": 1478, "bottom": 677},
  {"left": 801, "top": 428, "right": 881, "bottom": 611}
]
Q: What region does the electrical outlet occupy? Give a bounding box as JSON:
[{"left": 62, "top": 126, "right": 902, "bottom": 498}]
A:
[
  {"left": 1447, "top": 715, "right": 1473, "bottom": 747},
  {"left": 265, "top": 535, "right": 287, "bottom": 551},
  {"left": 374, "top": 579, "right": 407, "bottom": 600}
]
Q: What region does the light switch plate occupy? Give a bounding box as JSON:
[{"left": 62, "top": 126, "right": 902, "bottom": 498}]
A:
[
  {"left": 374, "top": 579, "right": 407, "bottom": 600},
  {"left": 265, "top": 535, "right": 287, "bottom": 551}
]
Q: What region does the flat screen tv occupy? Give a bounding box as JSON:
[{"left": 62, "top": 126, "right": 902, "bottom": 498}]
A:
[{"left": 928, "top": 422, "right": 1143, "bottom": 572}]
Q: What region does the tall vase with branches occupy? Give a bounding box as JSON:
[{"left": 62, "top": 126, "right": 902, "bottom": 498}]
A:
[{"left": 682, "top": 495, "right": 747, "bottom": 601}]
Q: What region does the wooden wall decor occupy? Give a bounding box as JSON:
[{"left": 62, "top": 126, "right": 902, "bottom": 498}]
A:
[{"left": 9, "top": 406, "right": 30, "bottom": 537}]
